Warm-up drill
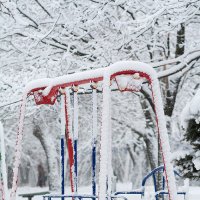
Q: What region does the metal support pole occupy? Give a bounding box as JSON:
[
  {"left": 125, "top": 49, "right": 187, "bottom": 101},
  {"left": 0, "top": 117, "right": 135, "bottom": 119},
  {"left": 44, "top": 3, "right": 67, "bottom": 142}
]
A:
[
  {"left": 60, "top": 93, "right": 66, "bottom": 200},
  {"left": 92, "top": 88, "right": 97, "bottom": 199},
  {"left": 73, "top": 91, "right": 78, "bottom": 193}
]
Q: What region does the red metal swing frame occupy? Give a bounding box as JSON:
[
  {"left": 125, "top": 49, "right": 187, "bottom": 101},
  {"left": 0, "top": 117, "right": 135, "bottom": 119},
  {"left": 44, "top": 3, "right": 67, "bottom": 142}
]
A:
[{"left": 10, "top": 61, "right": 177, "bottom": 200}]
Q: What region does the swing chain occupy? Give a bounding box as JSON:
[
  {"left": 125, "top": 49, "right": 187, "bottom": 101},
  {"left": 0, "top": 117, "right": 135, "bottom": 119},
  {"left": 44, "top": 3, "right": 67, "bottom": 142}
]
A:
[
  {"left": 71, "top": 85, "right": 79, "bottom": 92},
  {"left": 56, "top": 88, "right": 65, "bottom": 102},
  {"left": 90, "top": 81, "right": 98, "bottom": 90},
  {"left": 59, "top": 87, "right": 66, "bottom": 94}
]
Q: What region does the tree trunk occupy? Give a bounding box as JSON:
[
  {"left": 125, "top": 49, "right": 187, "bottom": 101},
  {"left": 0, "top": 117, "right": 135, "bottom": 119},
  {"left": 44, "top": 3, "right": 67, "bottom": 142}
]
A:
[
  {"left": 33, "top": 125, "right": 60, "bottom": 191},
  {"left": 175, "top": 23, "right": 185, "bottom": 58},
  {"left": 143, "top": 134, "right": 157, "bottom": 170},
  {"left": 140, "top": 97, "right": 157, "bottom": 171},
  {"left": 157, "top": 138, "right": 164, "bottom": 200},
  {"left": 164, "top": 23, "right": 185, "bottom": 116},
  {"left": 140, "top": 95, "right": 165, "bottom": 199}
]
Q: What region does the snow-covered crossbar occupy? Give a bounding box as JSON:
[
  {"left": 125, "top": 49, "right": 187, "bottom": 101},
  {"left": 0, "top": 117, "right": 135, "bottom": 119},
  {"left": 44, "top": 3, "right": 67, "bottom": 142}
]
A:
[{"left": 10, "top": 61, "right": 177, "bottom": 200}]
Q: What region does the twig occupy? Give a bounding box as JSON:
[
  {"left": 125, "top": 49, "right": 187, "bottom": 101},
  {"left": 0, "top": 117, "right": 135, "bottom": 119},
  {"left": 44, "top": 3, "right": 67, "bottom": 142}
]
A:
[
  {"left": 17, "top": 8, "right": 38, "bottom": 28},
  {"left": 34, "top": 0, "right": 52, "bottom": 18},
  {"left": 34, "top": 14, "right": 60, "bottom": 47}
]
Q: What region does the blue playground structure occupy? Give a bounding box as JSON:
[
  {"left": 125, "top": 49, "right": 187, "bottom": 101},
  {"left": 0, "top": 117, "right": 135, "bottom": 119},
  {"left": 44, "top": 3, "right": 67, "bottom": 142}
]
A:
[
  {"left": 43, "top": 164, "right": 188, "bottom": 200},
  {"left": 115, "top": 165, "right": 188, "bottom": 200}
]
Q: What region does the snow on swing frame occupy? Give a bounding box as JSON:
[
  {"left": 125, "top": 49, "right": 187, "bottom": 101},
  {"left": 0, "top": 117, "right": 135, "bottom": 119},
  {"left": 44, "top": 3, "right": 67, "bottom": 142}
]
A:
[
  {"left": 10, "top": 61, "right": 178, "bottom": 200},
  {"left": 0, "top": 122, "right": 9, "bottom": 200}
]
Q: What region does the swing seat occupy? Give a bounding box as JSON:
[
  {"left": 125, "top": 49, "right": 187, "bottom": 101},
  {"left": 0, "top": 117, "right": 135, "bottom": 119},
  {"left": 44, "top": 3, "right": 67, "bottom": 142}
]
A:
[{"left": 114, "top": 165, "right": 189, "bottom": 200}]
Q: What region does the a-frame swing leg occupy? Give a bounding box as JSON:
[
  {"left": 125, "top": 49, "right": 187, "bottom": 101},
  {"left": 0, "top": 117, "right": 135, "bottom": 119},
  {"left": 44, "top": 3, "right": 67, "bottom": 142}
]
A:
[
  {"left": 60, "top": 135, "right": 65, "bottom": 199},
  {"left": 60, "top": 93, "right": 66, "bottom": 200},
  {"left": 99, "top": 73, "right": 112, "bottom": 200},
  {"left": 92, "top": 143, "right": 96, "bottom": 198},
  {"left": 73, "top": 90, "right": 79, "bottom": 193}
]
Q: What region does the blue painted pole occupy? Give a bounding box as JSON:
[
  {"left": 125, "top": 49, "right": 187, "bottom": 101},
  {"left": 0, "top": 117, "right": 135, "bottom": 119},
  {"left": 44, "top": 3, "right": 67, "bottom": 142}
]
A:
[
  {"left": 163, "top": 176, "right": 165, "bottom": 190},
  {"left": 92, "top": 141, "right": 96, "bottom": 198},
  {"left": 73, "top": 90, "right": 79, "bottom": 193},
  {"left": 74, "top": 139, "right": 78, "bottom": 193},
  {"left": 153, "top": 173, "right": 158, "bottom": 200},
  {"left": 61, "top": 136, "right": 65, "bottom": 200},
  {"left": 91, "top": 87, "right": 97, "bottom": 199}
]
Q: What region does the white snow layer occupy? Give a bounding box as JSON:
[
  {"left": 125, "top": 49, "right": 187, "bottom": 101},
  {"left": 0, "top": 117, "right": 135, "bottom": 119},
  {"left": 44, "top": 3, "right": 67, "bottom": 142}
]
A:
[
  {"left": 98, "top": 72, "right": 112, "bottom": 200},
  {"left": 193, "top": 157, "right": 200, "bottom": 170},
  {"left": 61, "top": 94, "right": 65, "bottom": 136},
  {"left": 66, "top": 88, "right": 73, "bottom": 139},
  {"left": 73, "top": 92, "right": 79, "bottom": 140},
  {"left": 92, "top": 89, "right": 97, "bottom": 139},
  {"left": 181, "top": 88, "right": 200, "bottom": 129},
  {"left": 24, "top": 61, "right": 157, "bottom": 93},
  {"left": 115, "top": 74, "right": 143, "bottom": 91},
  {"left": 148, "top": 69, "right": 178, "bottom": 200}
]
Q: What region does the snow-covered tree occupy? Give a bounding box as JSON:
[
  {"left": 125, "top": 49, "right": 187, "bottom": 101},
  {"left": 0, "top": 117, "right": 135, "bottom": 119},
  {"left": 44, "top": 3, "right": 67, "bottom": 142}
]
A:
[{"left": 173, "top": 89, "right": 200, "bottom": 179}]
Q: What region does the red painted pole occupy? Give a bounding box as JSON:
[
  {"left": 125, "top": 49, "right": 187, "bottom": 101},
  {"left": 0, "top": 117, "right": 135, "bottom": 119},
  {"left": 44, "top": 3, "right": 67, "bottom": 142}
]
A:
[{"left": 64, "top": 92, "right": 74, "bottom": 193}]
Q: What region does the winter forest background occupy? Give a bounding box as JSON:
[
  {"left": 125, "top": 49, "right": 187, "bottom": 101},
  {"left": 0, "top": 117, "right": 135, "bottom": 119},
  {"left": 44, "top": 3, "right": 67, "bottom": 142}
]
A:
[{"left": 0, "top": 0, "right": 200, "bottom": 193}]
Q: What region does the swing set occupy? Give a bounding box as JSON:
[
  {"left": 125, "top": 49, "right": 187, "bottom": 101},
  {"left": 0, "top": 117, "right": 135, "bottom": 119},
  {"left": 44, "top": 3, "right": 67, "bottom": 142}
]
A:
[{"left": 9, "top": 61, "right": 181, "bottom": 200}]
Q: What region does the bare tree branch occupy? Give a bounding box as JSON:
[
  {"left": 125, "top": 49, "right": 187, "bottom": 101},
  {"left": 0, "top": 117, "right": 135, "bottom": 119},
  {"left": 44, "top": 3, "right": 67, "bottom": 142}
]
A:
[
  {"left": 157, "top": 51, "right": 200, "bottom": 78},
  {"left": 34, "top": 0, "right": 53, "bottom": 18},
  {"left": 17, "top": 8, "right": 38, "bottom": 28}
]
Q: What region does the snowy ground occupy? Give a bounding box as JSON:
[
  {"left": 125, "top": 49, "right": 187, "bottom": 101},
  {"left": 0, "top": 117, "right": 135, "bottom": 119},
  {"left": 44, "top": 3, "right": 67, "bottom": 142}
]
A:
[{"left": 15, "top": 184, "right": 199, "bottom": 200}]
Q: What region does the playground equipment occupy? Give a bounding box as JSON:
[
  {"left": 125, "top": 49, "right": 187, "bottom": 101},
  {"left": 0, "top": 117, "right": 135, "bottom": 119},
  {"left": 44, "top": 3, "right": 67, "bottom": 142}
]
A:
[
  {"left": 115, "top": 165, "right": 189, "bottom": 200},
  {"left": 0, "top": 122, "right": 9, "bottom": 200},
  {"left": 10, "top": 61, "right": 179, "bottom": 200}
]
